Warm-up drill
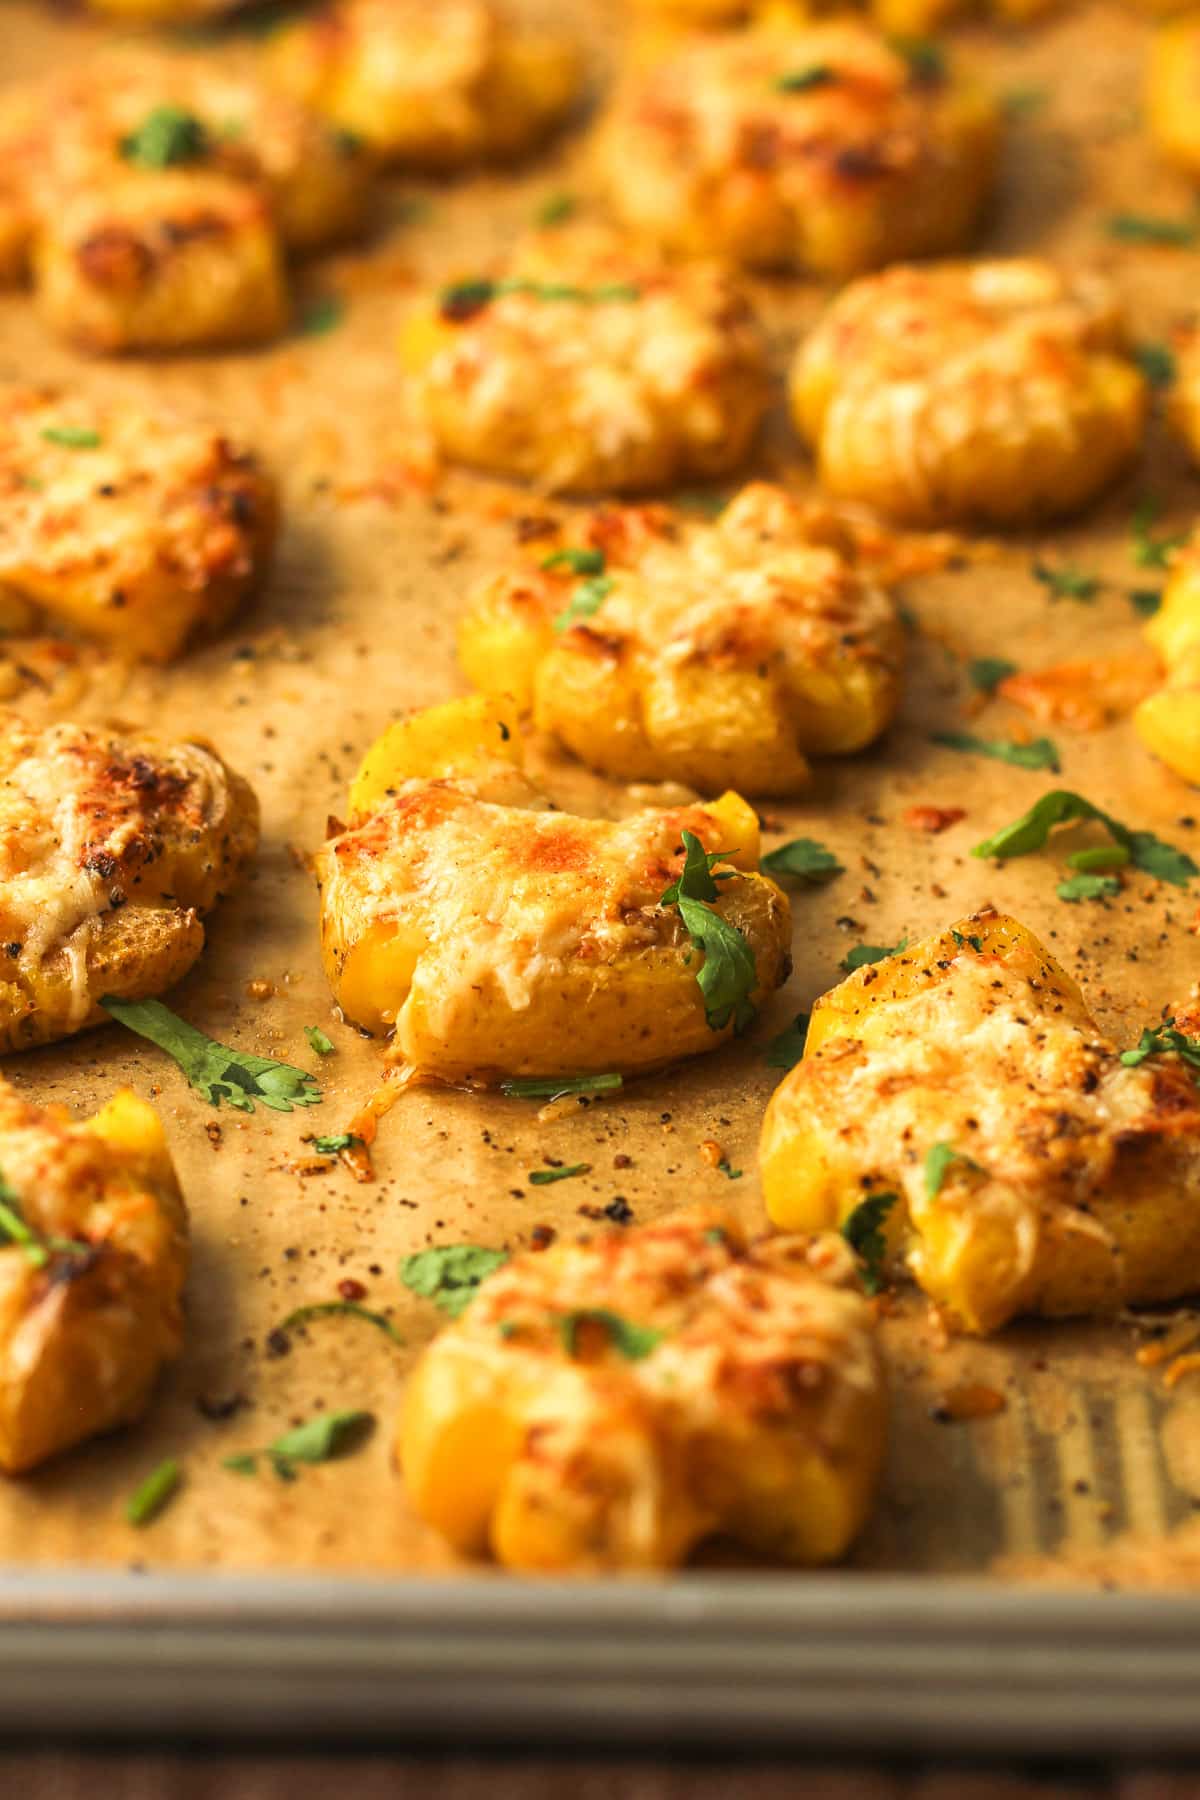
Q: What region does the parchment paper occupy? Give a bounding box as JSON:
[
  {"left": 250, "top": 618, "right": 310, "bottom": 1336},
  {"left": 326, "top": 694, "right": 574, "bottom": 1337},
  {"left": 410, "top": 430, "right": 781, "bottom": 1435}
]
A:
[{"left": 0, "top": 0, "right": 1197, "bottom": 1584}]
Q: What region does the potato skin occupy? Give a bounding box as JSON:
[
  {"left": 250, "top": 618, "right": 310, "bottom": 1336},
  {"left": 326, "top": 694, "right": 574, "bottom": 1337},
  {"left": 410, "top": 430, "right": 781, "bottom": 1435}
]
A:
[
  {"left": 0, "top": 716, "right": 259, "bottom": 1053},
  {"left": 1134, "top": 533, "right": 1200, "bottom": 784},
  {"left": 401, "top": 225, "right": 770, "bottom": 494},
  {"left": 315, "top": 697, "right": 790, "bottom": 1081},
  {"left": 760, "top": 910, "right": 1200, "bottom": 1334},
  {"left": 399, "top": 1209, "right": 886, "bottom": 1571},
  {"left": 596, "top": 21, "right": 999, "bottom": 277},
  {"left": 269, "top": 0, "right": 580, "bottom": 168},
  {"left": 0, "top": 1080, "right": 187, "bottom": 1474},
  {"left": 458, "top": 483, "right": 904, "bottom": 795},
  {"left": 0, "top": 387, "right": 276, "bottom": 662},
  {"left": 791, "top": 259, "right": 1146, "bottom": 526}
]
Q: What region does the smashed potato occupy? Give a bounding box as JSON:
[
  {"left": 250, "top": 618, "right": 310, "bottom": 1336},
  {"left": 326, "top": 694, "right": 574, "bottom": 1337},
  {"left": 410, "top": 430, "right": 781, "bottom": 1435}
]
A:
[
  {"left": 401, "top": 226, "right": 770, "bottom": 493},
  {"left": 1147, "top": 17, "right": 1200, "bottom": 177},
  {"left": 0, "top": 53, "right": 372, "bottom": 351},
  {"left": 1134, "top": 534, "right": 1200, "bottom": 784},
  {"left": 791, "top": 260, "right": 1146, "bottom": 526},
  {"left": 0, "top": 388, "right": 277, "bottom": 662},
  {"left": 268, "top": 0, "right": 580, "bottom": 168},
  {"left": 315, "top": 696, "right": 791, "bottom": 1080},
  {"left": 0, "top": 716, "right": 259, "bottom": 1053},
  {"left": 0, "top": 1081, "right": 187, "bottom": 1474},
  {"left": 459, "top": 483, "right": 904, "bottom": 794},
  {"left": 595, "top": 21, "right": 999, "bottom": 277},
  {"left": 760, "top": 911, "right": 1200, "bottom": 1335},
  {"left": 629, "top": 0, "right": 1059, "bottom": 31},
  {"left": 399, "top": 1209, "right": 886, "bottom": 1571}
]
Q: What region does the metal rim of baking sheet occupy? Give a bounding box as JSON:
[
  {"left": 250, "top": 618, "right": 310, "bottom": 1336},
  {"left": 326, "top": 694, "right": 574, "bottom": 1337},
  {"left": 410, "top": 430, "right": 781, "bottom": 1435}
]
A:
[{"left": 0, "top": 1567, "right": 1198, "bottom": 1752}]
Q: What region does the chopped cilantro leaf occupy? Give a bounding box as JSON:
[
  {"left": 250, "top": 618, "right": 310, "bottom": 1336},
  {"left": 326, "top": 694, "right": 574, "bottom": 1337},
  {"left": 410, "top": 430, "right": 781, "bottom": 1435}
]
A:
[
  {"left": 120, "top": 105, "right": 209, "bottom": 169},
  {"left": 1121, "top": 1023, "right": 1200, "bottom": 1077},
  {"left": 528, "top": 1163, "right": 590, "bottom": 1185},
  {"left": 972, "top": 790, "right": 1197, "bottom": 887},
  {"left": 1068, "top": 844, "right": 1130, "bottom": 871},
  {"left": 542, "top": 546, "right": 606, "bottom": 576},
  {"left": 950, "top": 929, "right": 983, "bottom": 952},
  {"left": 924, "top": 1142, "right": 982, "bottom": 1199},
  {"left": 125, "top": 1459, "right": 182, "bottom": 1528},
  {"left": 890, "top": 36, "right": 945, "bottom": 83},
  {"left": 933, "top": 730, "right": 1060, "bottom": 773},
  {"left": 841, "top": 939, "right": 907, "bottom": 973},
  {"left": 560, "top": 1308, "right": 663, "bottom": 1360},
  {"left": 775, "top": 64, "right": 837, "bottom": 91},
  {"left": 500, "top": 1073, "right": 623, "bottom": 1101},
  {"left": 304, "top": 1025, "right": 335, "bottom": 1056},
  {"left": 1129, "top": 587, "right": 1163, "bottom": 617},
  {"left": 297, "top": 294, "right": 343, "bottom": 336},
  {"left": 716, "top": 1158, "right": 742, "bottom": 1180},
  {"left": 761, "top": 837, "right": 844, "bottom": 882},
  {"left": 967, "top": 656, "right": 1018, "bottom": 694},
  {"left": 1132, "top": 498, "right": 1188, "bottom": 570},
  {"left": 1134, "top": 342, "right": 1177, "bottom": 389},
  {"left": 1057, "top": 873, "right": 1121, "bottom": 902},
  {"left": 554, "top": 574, "right": 614, "bottom": 632},
  {"left": 0, "top": 1171, "right": 89, "bottom": 1269},
  {"left": 279, "top": 1301, "right": 403, "bottom": 1345},
  {"left": 400, "top": 1244, "right": 509, "bottom": 1317},
  {"left": 41, "top": 426, "right": 102, "bottom": 450},
  {"left": 841, "top": 1191, "right": 898, "bottom": 1295},
  {"left": 536, "top": 191, "right": 577, "bottom": 226},
  {"left": 310, "top": 1132, "right": 362, "bottom": 1156},
  {"left": 1107, "top": 211, "right": 1197, "bottom": 246},
  {"left": 223, "top": 1410, "right": 373, "bottom": 1482},
  {"left": 1033, "top": 560, "right": 1100, "bottom": 602},
  {"left": 659, "top": 829, "right": 737, "bottom": 906},
  {"left": 766, "top": 1011, "right": 810, "bottom": 1069},
  {"left": 101, "top": 996, "right": 321, "bottom": 1114},
  {"left": 660, "top": 831, "right": 757, "bottom": 1033}
]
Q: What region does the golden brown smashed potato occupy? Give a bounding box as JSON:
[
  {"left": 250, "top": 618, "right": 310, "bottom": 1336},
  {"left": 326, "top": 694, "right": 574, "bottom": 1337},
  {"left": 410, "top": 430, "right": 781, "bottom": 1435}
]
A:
[
  {"left": 628, "top": 0, "right": 1060, "bottom": 35},
  {"left": 459, "top": 483, "right": 904, "bottom": 794},
  {"left": 0, "top": 716, "right": 259, "bottom": 1053},
  {"left": 0, "top": 388, "right": 277, "bottom": 662},
  {"left": 760, "top": 911, "right": 1200, "bottom": 1335},
  {"left": 399, "top": 1208, "right": 886, "bottom": 1571},
  {"left": 1134, "top": 533, "right": 1200, "bottom": 784},
  {"left": 315, "top": 695, "right": 791, "bottom": 1081},
  {"left": 595, "top": 20, "right": 999, "bottom": 277},
  {"left": 401, "top": 225, "right": 770, "bottom": 493},
  {"left": 1147, "top": 17, "right": 1200, "bottom": 177},
  {"left": 268, "top": 0, "right": 580, "bottom": 168},
  {"left": 0, "top": 1080, "right": 187, "bottom": 1474},
  {"left": 0, "top": 52, "right": 372, "bottom": 351},
  {"left": 791, "top": 259, "right": 1147, "bottom": 526}
]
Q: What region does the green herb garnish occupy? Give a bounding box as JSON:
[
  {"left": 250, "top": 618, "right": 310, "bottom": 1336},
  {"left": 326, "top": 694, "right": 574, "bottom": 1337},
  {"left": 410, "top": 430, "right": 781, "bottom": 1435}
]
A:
[
  {"left": 500, "top": 1073, "right": 623, "bottom": 1101},
  {"left": 1002, "top": 84, "right": 1047, "bottom": 116},
  {"left": 542, "top": 547, "right": 606, "bottom": 576},
  {"left": 972, "top": 790, "right": 1197, "bottom": 887},
  {"left": 659, "top": 829, "right": 757, "bottom": 1033},
  {"left": 40, "top": 427, "right": 102, "bottom": 450},
  {"left": 967, "top": 656, "right": 1018, "bottom": 694},
  {"left": 1068, "top": 843, "right": 1130, "bottom": 871},
  {"left": 1107, "top": 211, "right": 1197, "bottom": 246},
  {"left": 841, "top": 939, "right": 907, "bottom": 973},
  {"left": 560, "top": 1308, "right": 663, "bottom": 1360},
  {"left": 304, "top": 1025, "right": 335, "bottom": 1057},
  {"left": 278, "top": 1301, "right": 403, "bottom": 1345},
  {"left": 891, "top": 36, "right": 945, "bottom": 82},
  {"left": 1121, "top": 1023, "right": 1200, "bottom": 1077},
  {"left": 1129, "top": 588, "right": 1163, "bottom": 618},
  {"left": 223, "top": 1410, "right": 374, "bottom": 1482},
  {"left": 766, "top": 1012, "right": 810, "bottom": 1069},
  {"left": 1132, "top": 498, "right": 1188, "bottom": 570},
  {"left": 761, "top": 838, "right": 844, "bottom": 882},
  {"left": 101, "top": 996, "right": 321, "bottom": 1114},
  {"left": 950, "top": 929, "right": 983, "bottom": 952},
  {"left": 775, "top": 64, "right": 837, "bottom": 91},
  {"left": 400, "top": 1244, "right": 509, "bottom": 1318},
  {"left": 125, "top": 1459, "right": 182, "bottom": 1528},
  {"left": 1134, "top": 342, "right": 1177, "bottom": 389},
  {"left": 924, "top": 1142, "right": 982, "bottom": 1199},
  {"left": 554, "top": 574, "right": 614, "bottom": 633},
  {"left": 528, "top": 1163, "right": 590, "bottom": 1185},
  {"left": 310, "top": 1132, "right": 363, "bottom": 1156},
  {"left": 1033, "top": 560, "right": 1100, "bottom": 602},
  {"left": 536, "top": 191, "right": 577, "bottom": 226},
  {"left": 841, "top": 1191, "right": 898, "bottom": 1295},
  {"left": 933, "top": 730, "right": 1060, "bottom": 773},
  {"left": 716, "top": 1157, "right": 742, "bottom": 1180},
  {"left": 297, "top": 294, "right": 344, "bottom": 336},
  {"left": 0, "top": 1173, "right": 89, "bottom": 1269},
  {"left": 1056, "top": 873, "right": 1121, "bottom": 902},
  {"left": 119, "top": 105, "right": 209, "bottom": 169}
]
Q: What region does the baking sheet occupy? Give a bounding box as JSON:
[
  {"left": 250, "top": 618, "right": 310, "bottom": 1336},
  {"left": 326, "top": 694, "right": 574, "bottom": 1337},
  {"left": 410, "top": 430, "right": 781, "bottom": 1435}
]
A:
[{"left": 0, "top": 0, "right": 1198, "bottom": 1593}]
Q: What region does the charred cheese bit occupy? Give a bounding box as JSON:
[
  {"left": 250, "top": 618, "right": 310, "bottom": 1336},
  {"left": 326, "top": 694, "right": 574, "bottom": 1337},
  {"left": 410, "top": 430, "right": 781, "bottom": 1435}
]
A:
[
  {"left": 401, "top": 224, "right": 770, "bottom": 494},
  {"left": 0, "top": 388, "right": 277, "bottom": 663},
  {"left": 315, "top": 696, "right": 791, "bottom": 1081},
  {"left": 399, "top": 1209, "right": 886, "bottom": 1571},
  {"left": 792, "top": 259, "right": 1147, "bottom": 526},
  {"left": 1134, "top": 532, "right": 1200, "bottom": 784},
  {"left": 459, "top": 482, "right": 904, "bottom": 795},
  {"left": 1, "top": 53, "right": 372, "bottom": 351},
  {"left": 0, "top": 1079, "right": 187, "bottom": 1474},
  {"left": 595, "top": 20, "right": 999, "bottom": 278},
  {"left": 0, "top": 716, "right": 259, "bottom": 1053},
  {"left": 760, "top": 910, "right": 1200, "bottom": 1335},
  {"left": 268, "top": 0, "right": 580, "bottom": 169}
]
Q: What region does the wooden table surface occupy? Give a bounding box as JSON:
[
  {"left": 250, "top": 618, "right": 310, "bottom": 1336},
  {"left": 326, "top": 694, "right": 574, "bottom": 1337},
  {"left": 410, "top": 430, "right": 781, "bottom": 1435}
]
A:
[{"left": 5, "top": 1755, "right": 1200, "bottom": 1798}]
